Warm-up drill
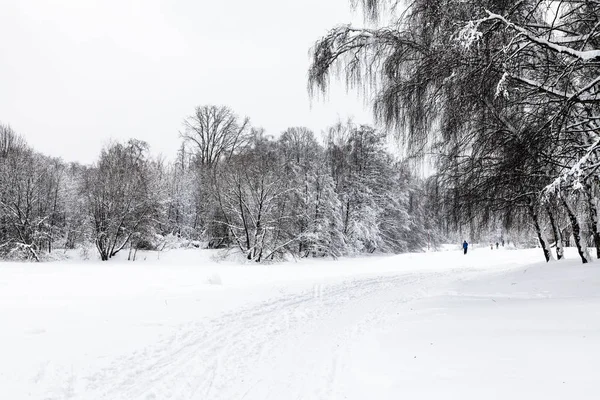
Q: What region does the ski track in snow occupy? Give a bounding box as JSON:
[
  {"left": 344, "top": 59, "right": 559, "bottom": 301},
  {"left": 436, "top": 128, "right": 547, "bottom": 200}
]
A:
[
  {"left": 31, "top": 268, "right": 466, "bottom": 400},
  {"left": 84, "top": 273, "right": 446, "bottom": 400}
]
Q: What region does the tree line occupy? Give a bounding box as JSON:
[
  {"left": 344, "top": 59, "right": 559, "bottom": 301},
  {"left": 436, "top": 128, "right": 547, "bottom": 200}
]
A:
[
  {"left": 0, "top": 109, "right": 439, "bottom": 262},
  {"left": 310, "top": 0, "right": 600, "bottom": 263}
]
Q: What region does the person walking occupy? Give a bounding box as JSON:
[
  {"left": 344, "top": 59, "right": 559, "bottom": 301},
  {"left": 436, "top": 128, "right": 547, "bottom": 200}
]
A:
[{"left": 463, "top": 240, "right": 468, "bottom": 255}]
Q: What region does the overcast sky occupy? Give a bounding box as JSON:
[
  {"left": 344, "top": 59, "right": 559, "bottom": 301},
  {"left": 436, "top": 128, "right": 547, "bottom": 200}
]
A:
[{"left": 0, "top": 0, "right": 373, "bottom": 164}]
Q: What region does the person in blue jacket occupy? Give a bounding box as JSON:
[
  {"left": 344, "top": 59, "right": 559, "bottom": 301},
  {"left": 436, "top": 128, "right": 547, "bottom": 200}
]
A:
[{"left": 463, "top": 240, "right": 468, "bottom": 255}]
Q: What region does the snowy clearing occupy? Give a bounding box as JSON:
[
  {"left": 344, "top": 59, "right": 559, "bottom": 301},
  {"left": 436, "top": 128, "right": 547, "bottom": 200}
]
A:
[{"left": 1, "top": 247, "right": 599, "bottom": 399}]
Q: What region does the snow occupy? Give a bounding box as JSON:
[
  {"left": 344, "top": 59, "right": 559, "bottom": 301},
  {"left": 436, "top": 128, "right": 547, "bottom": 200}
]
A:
[
  {"left": 1, "top": 247, "right": 599, "bottom": 399},
  {"left": 482, "top": 11, "right": 600, "bottom": 62}
]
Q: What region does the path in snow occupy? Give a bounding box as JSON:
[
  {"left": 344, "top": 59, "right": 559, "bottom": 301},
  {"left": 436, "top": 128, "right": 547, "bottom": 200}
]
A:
[
  {"left": 1, "top": 248, "right": 599, "bottom": 399},
  {"left": 84, "top": 271, "right": 456, "bottom": 400}
]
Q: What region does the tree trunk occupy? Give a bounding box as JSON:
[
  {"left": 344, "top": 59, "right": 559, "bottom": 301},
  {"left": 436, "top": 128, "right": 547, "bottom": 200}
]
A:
[
  {"left": 584, "top": 181, "right": 600, "bottom": 259},
  {"left": 96, "top": 237, "right": 109, "bottom": 261},
  {"left": 562, "top": 228, "right": 571, "bottom": 247},
  {"left": 546, "top": 206, "right": 564, "bottom": 260},
  {"left": 527, "top": 202, "right": 552, "bottom": 262},
  {"left": 236, "top": 184, "right": 252, "bottom": 259},
  {"left": 562, "top": 197, "right": 590, "bottom": 264}
]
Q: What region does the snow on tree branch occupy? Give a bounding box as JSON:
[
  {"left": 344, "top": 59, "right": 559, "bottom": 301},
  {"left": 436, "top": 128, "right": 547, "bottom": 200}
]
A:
[{"left": 480, "top": 10, "right": 600, "bottom": 62}]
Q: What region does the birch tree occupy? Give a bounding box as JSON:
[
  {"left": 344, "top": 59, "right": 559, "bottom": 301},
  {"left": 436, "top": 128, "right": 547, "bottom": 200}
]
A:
[{"left": 310, "top": 0, "right": 600, "bottom": 261}]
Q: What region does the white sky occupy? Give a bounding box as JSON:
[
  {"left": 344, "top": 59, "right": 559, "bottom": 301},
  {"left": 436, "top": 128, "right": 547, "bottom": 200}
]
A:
[{"left": 0, "top": 0, "right": 373, "bottom": 164}]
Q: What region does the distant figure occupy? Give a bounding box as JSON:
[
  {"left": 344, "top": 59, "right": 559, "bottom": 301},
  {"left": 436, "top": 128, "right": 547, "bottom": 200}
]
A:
[
  {"left": 501, "top": 239, "right": 505, "bottom": 247},
  {"left": 463, "top": 240, "right": 468, "bottom": 255},
  {"left": 496, "top": 242, "right": 499, "bottom": 249},
  {"left": 490, "top": 243, "right": 493, "bottom": 250}
]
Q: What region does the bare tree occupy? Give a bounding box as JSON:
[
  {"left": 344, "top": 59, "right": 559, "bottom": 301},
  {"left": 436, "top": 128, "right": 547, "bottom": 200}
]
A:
[
  {"left": 82, "top": 140, "right": 158, "bottom": 261},
  {"left": 182, "top": 105, "right": 251, "bottom": 168},
  {"left": 0, "top": 124, "right": 71, "bottom": 260},
  {"left": 0, "top": 124, "right": 25, "bottom": 157},
  {"left": 279, "top": 127, "right": 346, "bottom": 257}
]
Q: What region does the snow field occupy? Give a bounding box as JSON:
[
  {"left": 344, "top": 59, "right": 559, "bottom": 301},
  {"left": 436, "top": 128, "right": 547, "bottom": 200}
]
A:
[{"left": 0, "top": 246, "right": 598, "bottom": 399}]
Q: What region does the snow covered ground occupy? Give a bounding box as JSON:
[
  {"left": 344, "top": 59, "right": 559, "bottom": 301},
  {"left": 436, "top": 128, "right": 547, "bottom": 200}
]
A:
[{"left": 1, "top": 246, "right": 599, "bottom": 399}]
